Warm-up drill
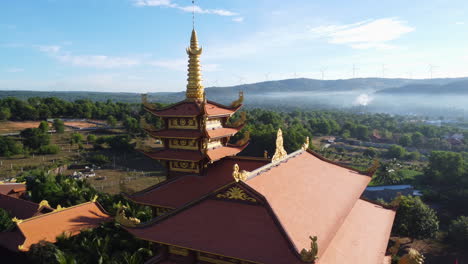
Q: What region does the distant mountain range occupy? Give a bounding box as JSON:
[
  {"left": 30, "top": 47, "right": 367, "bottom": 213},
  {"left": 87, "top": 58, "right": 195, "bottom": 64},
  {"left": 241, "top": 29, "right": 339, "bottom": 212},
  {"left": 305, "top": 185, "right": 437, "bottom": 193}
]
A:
[
  {"left": 1, "top": 77, "right": 467, "bottom": 103},
  {"left": 376, "top": 80, "right": 468, "bottom": 94}
]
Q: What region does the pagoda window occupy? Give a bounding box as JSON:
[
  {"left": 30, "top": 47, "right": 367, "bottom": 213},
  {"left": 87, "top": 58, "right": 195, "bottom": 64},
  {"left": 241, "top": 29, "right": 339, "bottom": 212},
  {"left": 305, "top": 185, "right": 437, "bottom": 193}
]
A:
[
  {"left": 168, "top": 117, "right": 198, "bottom": 129},
  {"left": 170, "top": 161, "right": 200, "bottom": 173},
  {"left": 169, "top": 139, "right": 198, "bottom": 150},
  {"left": 206, "top": 118, "right": 222, "bottom": 129}
]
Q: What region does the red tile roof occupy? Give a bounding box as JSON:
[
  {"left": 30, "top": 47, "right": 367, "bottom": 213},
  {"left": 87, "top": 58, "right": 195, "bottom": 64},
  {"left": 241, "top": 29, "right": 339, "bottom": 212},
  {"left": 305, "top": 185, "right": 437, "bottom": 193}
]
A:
[
  {"left": 205, "top": 127, "right": 241, "bottom": 139},
  {"left": 147, "top": 129, "right": 202, "bottom": 139},
  {"left": 0, "top": 202, "right": 111, "bottom": 251},
  {"left": 142, "top": 149, "right": 204, "bottom": 162},
  {"left": 126, "top": 199, "right": 300, "bottom": 264},
  {"left": 146, "top": 101, "right": 201, "bottom": 117},
  {"left": 0, "top": 183, "right": 26, "bottom": 196},
  {"left": 206, "top": 144, "right": 248, "bottom": 162},
  {"left": 318, "top": 199, "right": 396, "bottom": 264},
  {"left": 128, "top": 158, "right": 268, "bottom": 208},
  {"left": 0, "top": 194, "right": 42, "bottom": 219},
  {"left": 245, "top": 150, "right": 371, "bottom": 259},
  {"left": 204, "top": 101, "right": 240, "bottom": 117}
]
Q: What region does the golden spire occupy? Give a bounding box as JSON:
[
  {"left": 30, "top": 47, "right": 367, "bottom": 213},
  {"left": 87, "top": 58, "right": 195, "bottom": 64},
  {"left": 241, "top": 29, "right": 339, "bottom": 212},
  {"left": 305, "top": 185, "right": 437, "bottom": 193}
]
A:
[{"left": 186, "top": 29, "right": 204, "bottom": 101}]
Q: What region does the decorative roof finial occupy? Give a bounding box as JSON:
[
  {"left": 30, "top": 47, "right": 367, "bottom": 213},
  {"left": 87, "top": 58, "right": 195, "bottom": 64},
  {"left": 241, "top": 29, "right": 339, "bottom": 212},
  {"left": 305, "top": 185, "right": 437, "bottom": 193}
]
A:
[
  {"left": 185, "top": 26, "right": 204, "bottom": 101},
  {"left": 272, "top": 128, "right": 287, "bottom": 163}
]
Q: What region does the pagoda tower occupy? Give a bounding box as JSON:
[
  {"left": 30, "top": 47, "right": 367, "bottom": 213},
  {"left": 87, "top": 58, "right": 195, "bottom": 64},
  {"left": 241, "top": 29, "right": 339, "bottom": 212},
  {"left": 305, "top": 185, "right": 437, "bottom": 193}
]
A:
[{"left": 140, "top": 29, "right": 248, "bottom": 176}]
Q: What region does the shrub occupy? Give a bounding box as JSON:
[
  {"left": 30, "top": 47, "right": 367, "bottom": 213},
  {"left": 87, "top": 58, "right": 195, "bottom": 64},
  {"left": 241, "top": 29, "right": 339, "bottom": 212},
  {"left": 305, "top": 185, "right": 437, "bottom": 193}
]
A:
[
  {"left": 38, "top": 144, "right": 60, "bottom": 155},
  {"left": 392, "top": 195, "right": 439, "bottom": 239},
  {"left": 53, "top": 119, "right": 65, "bottom": 133},
  {"left": 0, "top": 208, "right": 14, "bottom": 232},
  {"left": 448, "top": 215, "right": 468, "bottom": 249},
  {"left": 88, "top": 154, "right": 109, "bottom": 166}
]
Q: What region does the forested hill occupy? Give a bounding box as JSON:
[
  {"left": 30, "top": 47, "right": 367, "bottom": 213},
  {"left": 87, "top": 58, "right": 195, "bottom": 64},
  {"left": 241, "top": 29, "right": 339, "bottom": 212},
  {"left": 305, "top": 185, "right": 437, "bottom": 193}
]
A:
[
  {"left": 1, "top": 77, "right": 467, "bottom": 103},
  {"left": 377, "top": 80, "right": 468, "bottom": 94}
]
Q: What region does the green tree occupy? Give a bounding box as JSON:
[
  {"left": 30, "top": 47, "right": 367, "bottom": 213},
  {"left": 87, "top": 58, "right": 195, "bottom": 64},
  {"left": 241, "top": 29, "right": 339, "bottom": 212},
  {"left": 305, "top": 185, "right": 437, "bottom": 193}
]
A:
[
  {"left": 0, "top": 208, "right": 14, "bottom": 232},
  {"left": 38, "top": 121, "right": 50, "bottom": 133},
  {"left": 399, "top": 134, "right": 412, "bottom": 147},
  {"left": 411, "top": 132, "right": 424, "bottom": 147},
  {"left": 448, "top": 215, "right": 468, "bottom": 249},
  {"left": 386, "top": 145, "right": 406, "bottom": 159},
  {"left": 0, "top": 107, "right": 11, "bottom": 120},
  {"left": 392, "top": 195, "right": 439, "bottom": 239},
  {"left": 404, "top": 151, "right": 421, "bottom": 161},
  {"left": 87, "top": 134, "right": 97, "bottom": 143},
  {"left": 70, "top": 133, "right": 84, "bottom": 145},
  {"left": 355, "top": 125, "right": 369, "bottom": 140},
  {"left": 374, "top": 159, "right": 403, "bottom": 185},
  {"left": 423, "top": 151, "right": 465, "bottom": 187},
  {"left": 38, "top": 144, "right": 60, "bottom": 155},
  {"left": 363, "top": 147, "right": 377, "bottom": 158},
  {"left": 53, "top": 119, "right": 65, "bottom": 133},
  {"left": 20, "top": 128, "right": 51, "bottom": 150},
  {"left": 0, "top": 137, "right": 23, "bottom": 157},
  {"left": 107, "top": 115, "right": 117, "bottom": 127}
]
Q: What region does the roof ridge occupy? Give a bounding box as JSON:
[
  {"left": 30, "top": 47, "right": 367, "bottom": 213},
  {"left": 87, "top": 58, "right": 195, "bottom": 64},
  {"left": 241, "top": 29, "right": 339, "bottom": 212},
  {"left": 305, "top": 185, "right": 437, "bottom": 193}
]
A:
[
  {"left": 0, "top": 193, "right": 40, "bottom": 208},
  {"left": 246, "top": 149, "right": 304, "bottom": 182},
  {"left": 206, "top": 100, "right": 240, "bottom": 110},
  {"left": 16, "top": 201, "right": 105, "bottom": 224},
  {"left": 305, "top": 149, "right": 372, "bottom": 176}
]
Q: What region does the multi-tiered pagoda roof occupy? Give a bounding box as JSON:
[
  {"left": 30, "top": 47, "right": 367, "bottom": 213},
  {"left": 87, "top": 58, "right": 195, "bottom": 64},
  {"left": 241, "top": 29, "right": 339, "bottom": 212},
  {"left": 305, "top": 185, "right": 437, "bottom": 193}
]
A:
[{"left": 123, "top": 28, "right": 396, "bottom": 264}]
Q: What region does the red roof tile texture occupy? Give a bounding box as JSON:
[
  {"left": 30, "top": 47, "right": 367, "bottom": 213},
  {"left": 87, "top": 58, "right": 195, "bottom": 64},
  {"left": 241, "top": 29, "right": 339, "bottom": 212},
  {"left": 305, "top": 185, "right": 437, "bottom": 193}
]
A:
[
  {"left": 147, "top": 129, "right": 202, "bottom": 139},
  {"left": 127, "top": 199, "right": 300, "bottom": 264},
  {"left": 147, "top": 101, "right": 201, "bottom": 117},
  {"left": 143, "top": 149, "right": 204, "bottom": 162},
  {"left": 0, "top": 183, "right": 26, "bottom": 196},
  {"left": 318, "top": 199, "right": 396, "bottom": 264},
  {"left": 0, "top": 194, "right": 42, "bottom": 219},
  {"left": 205, "top": 127, "right": 240, "bottom": 139},
  {"left": 206, "top": 144, "right": 247, "bottom": 162},
  {"left": 245, "top": 150, "right": 371, "bottom": 259},
  {"left": 204, "top": 101, "right": 239, "bottom": 117},
  {"left": 0, "top": 202, "right": 111, "bottom": 251},
  {"left": 129, "top": 158, "right": 268, "bottom": 208}
]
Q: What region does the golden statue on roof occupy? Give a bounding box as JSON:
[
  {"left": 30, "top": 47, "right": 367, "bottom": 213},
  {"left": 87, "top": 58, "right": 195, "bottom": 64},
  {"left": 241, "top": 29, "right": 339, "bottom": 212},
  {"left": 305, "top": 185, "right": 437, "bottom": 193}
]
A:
[
  {"left": 272, "top": 128, "right": 287, "bottom": 163},
  {"left": 186, "top": 29, "right": 204, "bottom": 101}
]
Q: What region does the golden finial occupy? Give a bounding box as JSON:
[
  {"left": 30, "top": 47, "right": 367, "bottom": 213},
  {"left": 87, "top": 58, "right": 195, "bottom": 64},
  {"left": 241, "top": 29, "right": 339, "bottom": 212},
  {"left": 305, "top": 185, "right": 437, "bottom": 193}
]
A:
[
  {"left": 54, "top": 205, "right": 66, "bottom": 212},
  {"left": 300, "top": 236, "right": 319, "bottom": 263},
  {"left": 231, "top": 91, "right": 244, "bottom": 107},
  {"left": 185, "top": 29, "right": 204, "bottom": 101},
  {"left": 232, "top": 164, "right": 249, "bottom": 182},
  {"left": 91, "top": 195, "right": 99, "bottom": 202},
  {"left": 115, "top": 206, "right": 141, "bottom": 227},
  {"left": 302, "top": 136, "right": 310, "bottom": 150},
  {"left": 399, "top": 248, "right": 425, "bottom": 264},
  {"left": 12, "top": 217, "right": 23, "bottom": 224},
  {"left": 272, "top": 128, "right": 287, "bottom": 163}
]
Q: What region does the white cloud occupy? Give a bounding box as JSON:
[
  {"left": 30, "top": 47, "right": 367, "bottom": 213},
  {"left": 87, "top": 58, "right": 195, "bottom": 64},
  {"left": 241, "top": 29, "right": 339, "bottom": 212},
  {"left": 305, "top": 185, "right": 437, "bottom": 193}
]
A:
[
  {"left": 309, "top": 18, "right": 414, "bottom": 49},
  {"left": 56, "top": 54, "right": 140, "bottom": 68},
  {"left": 37, "top": 45, "right": 61, "bottom": 53},
  {"left": 232, "top": 17, "right": 244, "bottom": 23},
  {"left": 37, "top": 45, "right": 141, "bottom": 68},
  {"left": 133, "top": 0, "right": 237, "bottom": 16},
  {"left": 455, "top": 22, "right": 465, "bottom": 25}
]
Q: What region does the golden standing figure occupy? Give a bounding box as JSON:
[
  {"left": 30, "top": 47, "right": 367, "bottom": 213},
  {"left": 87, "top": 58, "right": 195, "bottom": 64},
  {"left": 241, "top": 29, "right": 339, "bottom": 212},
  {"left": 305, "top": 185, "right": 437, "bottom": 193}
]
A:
[
  {"left": 186, "top": 29, "right": 204, "bottom": 101},
  {"left": 272, "top": 128, "right": 287, "bottom": 163},
  {"left": 232, "top": 164, "right": 249, "bottom": 182}
]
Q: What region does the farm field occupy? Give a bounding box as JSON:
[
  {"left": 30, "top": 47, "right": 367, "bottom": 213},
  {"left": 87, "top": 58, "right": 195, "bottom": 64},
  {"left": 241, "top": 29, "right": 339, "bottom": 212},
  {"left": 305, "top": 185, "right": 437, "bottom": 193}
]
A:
[{"left": 0, "top": 121, "right": 42, "bottom": 134}]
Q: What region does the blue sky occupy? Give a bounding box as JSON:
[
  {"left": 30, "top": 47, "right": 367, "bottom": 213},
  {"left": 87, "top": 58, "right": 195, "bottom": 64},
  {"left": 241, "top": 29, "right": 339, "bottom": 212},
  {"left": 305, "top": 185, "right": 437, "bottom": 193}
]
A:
[{"left": 1, "top": 0, "right": 468, "bottom": 92}]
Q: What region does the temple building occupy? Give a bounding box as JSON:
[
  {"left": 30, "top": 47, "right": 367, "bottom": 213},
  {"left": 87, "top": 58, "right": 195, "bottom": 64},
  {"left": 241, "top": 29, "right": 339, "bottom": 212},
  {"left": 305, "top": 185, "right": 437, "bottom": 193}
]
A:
[
  {"left": 124, "top": 28, "right": 396, "bottom": 264},
  {"left": 0, "top": 194, "right": 111, "bottom": 252}
]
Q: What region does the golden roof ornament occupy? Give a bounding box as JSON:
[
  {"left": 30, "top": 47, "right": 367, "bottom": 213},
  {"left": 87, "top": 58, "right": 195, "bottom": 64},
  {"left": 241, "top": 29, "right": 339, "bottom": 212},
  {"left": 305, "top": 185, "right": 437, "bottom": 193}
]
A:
[
  {"left": 272, "top": 128, "right": 287, "bottom": 163},
  {"left": 302, "top": 136, "right": 310, "bottom": 150},
  {"left": 232, "top": 164, "right": 249, "bottom": 182},
  {"left": 235, "top": 130, "right": 250, "bottom": 146},
  {"left": 185, "top": 29, "right": 204, "bottom": 101},
  {"left": 231, "top": 91, "right": 244, "bottom": 107},
  {"left": 231, "top": 112, "right": 247, "bottom": 128},
  {"left": 399, "top": 248, "right": 425, "bottom": 264},
  {"left": 300, "top": 236, "right": 319, "bottom": 263},
  {"left": 115, "top": 206, "right": 141, "bottom": 227}
]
